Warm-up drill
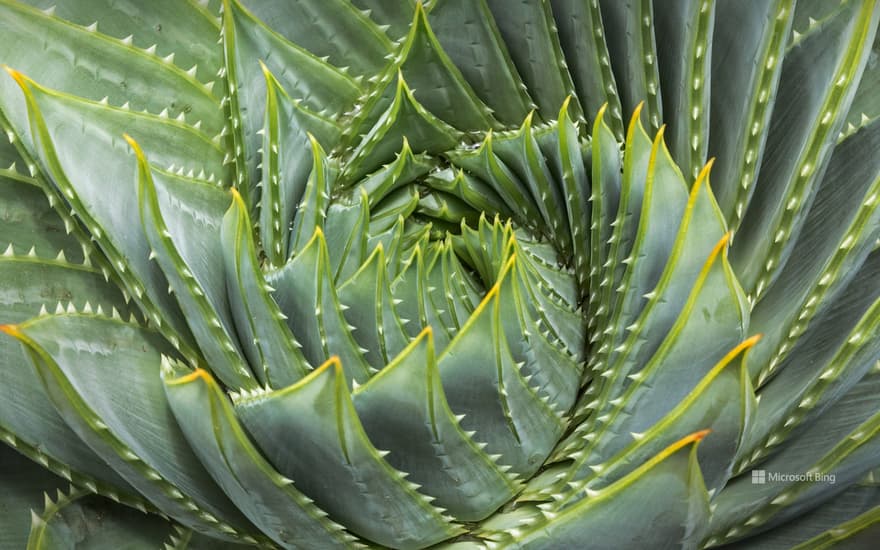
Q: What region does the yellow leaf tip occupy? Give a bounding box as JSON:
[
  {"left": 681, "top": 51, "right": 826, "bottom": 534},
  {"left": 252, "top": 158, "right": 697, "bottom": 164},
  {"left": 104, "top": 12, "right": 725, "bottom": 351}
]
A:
[
  {"left": 3, "top": 66, "right": 27, "bottom": 87},
  {"left": 0, "top": 324, "right": 20, "bottom": 337}
]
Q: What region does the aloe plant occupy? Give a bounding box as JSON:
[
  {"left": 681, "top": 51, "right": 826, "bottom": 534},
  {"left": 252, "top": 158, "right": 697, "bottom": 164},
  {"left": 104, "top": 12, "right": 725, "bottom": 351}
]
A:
[{"left": 1, "top": 0, "right": 879, "bottom": 547}]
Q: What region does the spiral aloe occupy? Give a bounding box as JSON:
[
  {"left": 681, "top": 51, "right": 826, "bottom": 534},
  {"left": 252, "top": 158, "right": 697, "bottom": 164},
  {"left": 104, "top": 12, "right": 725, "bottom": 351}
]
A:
[{"left": 1, "top": 0, "right": 879, "bottom": 548}]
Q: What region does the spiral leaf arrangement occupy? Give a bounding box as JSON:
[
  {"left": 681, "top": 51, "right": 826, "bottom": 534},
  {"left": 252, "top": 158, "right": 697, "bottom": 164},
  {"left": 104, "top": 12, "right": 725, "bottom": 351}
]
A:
[{"left": 1, "top": 0, "right": 879, "bottom": 548}]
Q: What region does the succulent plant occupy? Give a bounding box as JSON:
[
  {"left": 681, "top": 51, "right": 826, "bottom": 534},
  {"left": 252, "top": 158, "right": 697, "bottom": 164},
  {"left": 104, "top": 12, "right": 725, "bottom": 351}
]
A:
[{"left": 1, "top": 0, "right": 880, "bottom": 547}]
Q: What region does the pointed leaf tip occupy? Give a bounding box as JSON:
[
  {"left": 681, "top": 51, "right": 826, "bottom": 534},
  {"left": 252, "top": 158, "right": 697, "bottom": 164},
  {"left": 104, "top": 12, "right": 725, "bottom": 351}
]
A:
[
  {"left": 122, "top": 133, "right": 146, "bottom": 161},
  {"left": 0, "top": 324, "right": 21, "bottom": 338},
  {"left": 168, "top": 368, "right": 213, "bottom": 386},
  {"left": 3, "top": 65, "right": 28, "bottom": 87}
]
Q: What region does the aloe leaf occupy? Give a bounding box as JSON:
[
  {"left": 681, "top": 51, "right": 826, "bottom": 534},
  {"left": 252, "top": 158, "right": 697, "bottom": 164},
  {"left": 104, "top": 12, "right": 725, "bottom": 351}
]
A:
[
  {"left": 0, "top": 256, "right": 141, "bottom": 499},
  {"left": 490, "top": 113, "right": 572, "bottom": 254},
  {"left": 427, "top": 175, "right": 508, "bottom": 235},
  {"left": 267, "top": 229, "right": 372, "bottom": 385},
  {"left": 426, "top": 0, "right": 535, "bottom": 126},
  {"left": 555, "top": 100, "right": 590, "bottom": 286},
  {"left": 353, "top": 328, "right": 519, "bottom": 521},
  {"left": 438, "top": 258, "right": 566, "bottom": 478},
  {"left": 391, "top": 4, "right": 499, "bottom": 132},
  {"left": 437, "top": 236, "right": 483, "bottom": 326},
  {"left": 601, "top": 126, "right": 690, "bottom": 367},
  {"left": 0, "top": 161, "right": 84, "bottom": 264},
  {"left": 344, "top": 75, "right": 460, "bottom": 182},
  {"left": 567, "top": 237, "right": 748, "bottom": 469},
  {"left": 843, "top": 32, "right": 880, "bottom": 130},
  {"left": 708, "top": 0, "right": 794, "bottom": 229},
  {"left": 162, "top": 362, "right": 356, "bottom": 549},
  {"left": 163, "top": 528, "right": 253, "bottom": 550},
  {"left": 389, "top": 241, "right": 429, "bottom": 335},
  {"left": 720, "top": 481, "right": 879, "bottom": 549},
  {"left": 498, "top": 432, "right": 710, "bottom": 548},
  {"left": 340, "top": 2, "right": 499, "bottom": 146},
  {"left": 0, "top": 439, "right": 72, "bottom": 549},
  {"left": 351, "top": 0, "right": 416, "bottom": 39},
  {"left": 582, "top": 164, "right": 726, "bottom": 414},
  {"left": 235, "top": 357, "right": 462, "bottom": 549},
  {"left": 259, "top": 65, "right": 342, "bottom": 267},
  {"left": 485, "top": 0, "right": 581, "bottom": 120},
  {"left": 587, "top": 106, "right": 622, "bottom": 320},
  {"left": 27, "top": 487, "right": 174, "bottom": 550},
  {"left": 709, "top": 365, "right": 880, "bottom": 545},
  {"left": 446, "top": 133, "right": 544, "bottom": 233},
  {"left": 737, "top": 248, "right": 880, "bottom": 466},
  {"left": 590, "top": 107, "right": 652, "bottom": 367},
  {"left": 730, "top": 0, "right": 880, "bottom": 298},
  {"left": 597, "top": 0, "right": 663, "bottom": 132},
  {"left": 5, "top": 314, "right": 259, "bottom": 541},
  {"left": 549, "top": 0, "right": 625, "bottom": 138},
  {"left": 351, "top": 139, "right": 434, "bottom": 202},
  {"left": 791, "top": 509, "right": 880, "bottom": 550},
  {"left": 131, "top": 139, "right": 256, "bottom": 390},
  {"left": 553, "top": 339, "right": 757, "bottom": 504},
  {"left": 287, "top": 137, "right": 336, "bottom": 258},
  {"left": 653, "top": 0, "right": 715, "bottom": 181},
  {"left": 220, "top": 0, "right": 361, "bottom": 200},
  {"left": 338, "top": 244, "right": 410, "bottom": 367},
  {"left": 240, "top": 0, "right": 392, "bottom": 76},
  {"left": 747, "top": 118, "right": 880, "bottom": 379},
  {"left": 0, "top": 1, "right": 222, "bottom": 141},
  {"left": 18, "top": 0, "right": 223, "bottom": 86},
  {"left": 221, "top": 189, "right": 312, "bottom": 388},
  {"left": 5, "top": 71, "right": 237, "bottom": 359},
  {"left": 511, "top": 247, "right": 583, "bottom": 361}
]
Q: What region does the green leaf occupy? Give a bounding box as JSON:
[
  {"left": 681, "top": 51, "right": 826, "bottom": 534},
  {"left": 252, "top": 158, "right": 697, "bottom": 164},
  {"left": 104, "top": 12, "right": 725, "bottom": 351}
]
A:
[
  {"left": 131, "top": 139, "right": 257, "bottom": 390},
  {"left": 426, "top": 0, "right": 535, "bottom": 126},
  {"left": 6, "top": 314, "right": 259, "bottom": 542},
  {"left": 485, "top": 0, "right": 581, "bottom": 120},
  {"left": 597, "top": 0, "right": 663, "bottom": 132},
  {"left": 490, "top": 112, "right": 572, "bottom": 254},
  {"left": 730, "top": 0, "right": 880, "bottom": 298},
  {"left": 737, "top": 247, "right": 880, "bottom": 467},
  {"left": 0, "top": 0, "right": 223, "bottom": 139},
  {"left": 653, "top": 0, "right": 714, "bottom": 181},
  {"left": 221, "top": 189, "right": 312, "bottom": 388},
  {"left": 709, "top": 364, "right": 880, "bottom": 545},
  {"left": 0, "top": 171, "right": 85, "bottom": 265},
  {"left": 720, "top": 482, "right": 879, "bottom": 549},
  {"left": 27, "top": 488, "right": 174, "bottom": 550},
  {"left": 446, "top": 132, "right": 545, "bottom": 233},
  {"left": 6, "top": 70, "right": 233, "bottom": 360},
  {"left": 708, "top": 0, "right": 794, "bottom": 228},
  {"left": 587, "top": 105, "right": 622, "bottom": 323},
  {"left": 0, "top": 256, "right": 141, "bottom": 501},
  {"left": 549, "top": 0, "right": 625, "bottom": 138},
  {"left": 162, "top": 362, "right": 356, "bottom": 549},
  {"left": 240, "top": 0, "right": 392, "bottom": 76},
  {"left": 747, "top": 118, "right": 880, "bottom": 381},
  {"left": 220, "top": 0, "right": 362, "bottom": 201},
  {"left": 338, "top": 244, "right": 411, "bottom": 368},
  {"left": 0, "top": 440, "right": 71, "bottom": 550},
  {"left": 235, "top": 357, "right": 462, "bottom": 549},
  {"left": 499, "top": 432, "right": 710, "bottom": 549},
  {"left": 258, "top": 65, "right": 342, "bottom": 267},
  {"left": 353, "top": 328, "right": 520, "bottom": 521},
  {"left": 17, "top": 0, "right": 223, "bottom": 86},
  {"left": 569, "top": 232, "right": 748, "bottom": 468},
  {"left": 438, "top": 257, "right": 566, "bottom": 478},
  {"left": 267, "top": 229, "right": 372, "bottom": 385},
  {"left": 351, "top": 0, "right": 415, "bottom": 39},
  {"left": 343, "top": 75, "right": 460, "bottom": 182}
]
